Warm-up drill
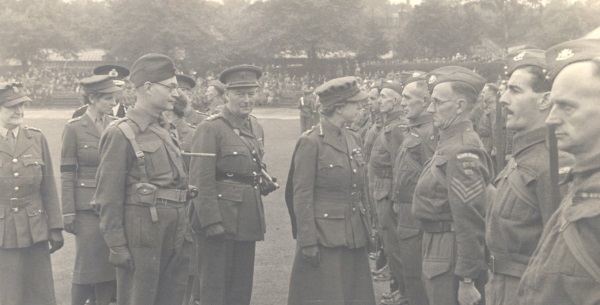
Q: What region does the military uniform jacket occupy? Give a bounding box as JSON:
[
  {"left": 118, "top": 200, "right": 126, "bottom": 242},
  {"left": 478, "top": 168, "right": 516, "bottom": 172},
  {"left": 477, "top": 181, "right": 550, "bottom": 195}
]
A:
[
  {"left": 392, "top": 114, "right": 435, "bottom": 204},
  {"left": 369, "top": 110, "right": 406, "bottom": 174},
  {"left": 171, "top": 117, "right": 196, "bottom": 168},
  {"left": 185, "top": 109, "right": 208, "bottom": 127},
  {"left": 518, "top": 159, "right": 600, "bottom": 304},
  {"left": 363, "top": 117, "right": 381, "bottom": 164},
  {"left": 189, "top": 106, "right": 266, "bottom": 241},
  {"left": 298, "top": 96, "right": 315, "bottom": 117},
  {"left": 94, "top": 107, "right": 189, "bottom": 248},
  {"left": 412, "top": 120, "right": 494, "bottom": 279},
  {"left": 0, "top": 126, "right": 63, "bottom": 248},
  {"left": 61, "top": 112, "right": 116, "bottom": 215},
  {"left": 485, "top": 127, "right": 572, "bottom": 270},
  {"left": 476, "top": 107, "right": 495, "bottom": 153},
  {"left": 291, "top": 119, "right": 369, "bottom": 249}
]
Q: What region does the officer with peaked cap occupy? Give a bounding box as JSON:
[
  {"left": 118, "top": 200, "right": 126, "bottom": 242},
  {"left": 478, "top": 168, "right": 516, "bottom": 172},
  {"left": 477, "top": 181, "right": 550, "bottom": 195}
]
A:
[
  {"left": 390, "top": 71, "right": 434, "bottom": 305},
  {"left": 0, "top": 82, "right": 64, "bottom": 305},
  {"left": 412, "top": 66, "right": 494, "bottom": 305},
  {"left": 518, "top": 39, "right": 600, "bottom": 304},
  {"left": 286, "top": 76, "right": 376, "bottom": 305},
  {"left": 484, "top": 49, "right": 574, "bottom": 305},
  {"left": 176, "top": 74, "right": 208, "bottom": 127},
  {"left": 72, "top": 64, "right": 130, "bottom": 119},
  {"left": 61, "top": 75, "right": 121, "bottom": 305},
  {"left": 369, "top": 79, "right": 410, "bottom": 304},
  {"left": 188, "top": 65, "right": 271, "bottom": 305},
  {"left": 93, "top": 53, "right": 192, "bottom": 305}
]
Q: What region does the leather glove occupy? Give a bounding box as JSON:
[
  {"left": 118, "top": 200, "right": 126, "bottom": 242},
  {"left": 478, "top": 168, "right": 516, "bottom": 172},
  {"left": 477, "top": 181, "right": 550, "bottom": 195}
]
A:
[
  {"left": 458, "top": 279, "right": 481, "bottom": 305},
  {"left": 205, "top": 222, "right": 225, "bottom": 238},
  {"left": 48, "top": 229, "right": 64, "bottom": 254},
  {"left": 109, "top": 246, "right": 134, "bottom": 271},
  {"left": 301, "top": 245, "right": 320, "bottom": 267},
  {"left": 63, "top": 215, "right": 78, "bottom": 235}
]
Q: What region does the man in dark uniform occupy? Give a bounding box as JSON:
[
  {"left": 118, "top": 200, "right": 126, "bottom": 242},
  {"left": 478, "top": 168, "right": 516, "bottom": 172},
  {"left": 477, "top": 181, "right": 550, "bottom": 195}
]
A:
[
  {"left": 205, "top": 80, "right": 226, "bottom": 115},
  {"left": 485, "top": 49, "right": 573, "bottom": 305},
  {"left": 369, "top": 80, "right": 408, "bottom": 305},
  {"left": 391, "top": 71, "right": 434, "bottom": 305},
  {"left": 188, "top": 65, "right": 270, "bottom": 305},
  {"left": 73, "top": 65, "right": 130, "bottom": 118},
  {"left": 94, "top": 54, "right": 191, "bottom": 305},
  {"left": 298, "top": 88, "right": 316, "bottom": 133},
  {"left": 412, "top": 66, "right": 494, "bottom": 305},
  {"left": 518, "top": 39, "right": 600, "bottom": 304},
  {"left": 176, "top": 74, "right": 208, "bottom": 127},
  {"left": 0, "top": 82, "right": 64, "bottom": 305}
]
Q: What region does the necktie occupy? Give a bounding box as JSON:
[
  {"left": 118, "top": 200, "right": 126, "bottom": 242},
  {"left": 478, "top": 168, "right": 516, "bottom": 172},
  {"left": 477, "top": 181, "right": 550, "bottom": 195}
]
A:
[
  {"left": 95, "top": 117, "right": 104, "bottom": 133},
  {"left": 6, "top": 130, "right": 15, "bottom": 153}
]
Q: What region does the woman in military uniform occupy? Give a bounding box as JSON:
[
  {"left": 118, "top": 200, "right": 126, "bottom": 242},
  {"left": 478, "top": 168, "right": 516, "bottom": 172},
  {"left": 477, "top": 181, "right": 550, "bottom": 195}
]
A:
[
  {"left": 0, "top": 82, "right": 64, "bottom": 305},
  {"left": 61, "top": 75, "right": 121, "bottom": 305},
  {"left": 287, "top": 76, "right": 376, "bottom": 305}
]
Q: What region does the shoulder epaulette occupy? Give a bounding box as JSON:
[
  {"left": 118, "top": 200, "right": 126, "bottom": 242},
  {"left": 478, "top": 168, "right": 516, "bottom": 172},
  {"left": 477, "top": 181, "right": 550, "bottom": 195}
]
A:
[
  {"left": 67, "top": 117, "right": 82, "bottom": 124},
  {"left": 24, "top": 126, "right": 41, "bottom": 132},
  {"left": 195, "top": 110, "right": 208, "bottom": 115},
  {"left": 110, "top": 117, "right": 129, "bottom": 127},
  {"left": 302, "top": 124, "right": 318, "bottom": 136},
  {"left": 188, "top": 123, "right": 197, "bottom": 129}
]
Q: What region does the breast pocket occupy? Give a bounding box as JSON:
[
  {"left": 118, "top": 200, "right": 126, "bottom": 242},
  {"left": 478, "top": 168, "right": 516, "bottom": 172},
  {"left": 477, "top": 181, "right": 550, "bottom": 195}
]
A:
[
  {"left": 314, "top": 205, "right": 347, "bottom": 248},
  {"left": 138, "top": 140, "right": 170, "bottom": 177},
  {"left": 77, "top": 142, "right": 100, "bottom": 164},
  {"left": 22, "top": 158, "right": 45, "bottom": 186},
  {"left": 317, "top": 160, "right": 347, "bottom": 189},
  {"left": 221, "top": 145, "right": 252, "bottom": 174},
  {"left": 499, "top": 166, "right": 540, "bottom": 223}
]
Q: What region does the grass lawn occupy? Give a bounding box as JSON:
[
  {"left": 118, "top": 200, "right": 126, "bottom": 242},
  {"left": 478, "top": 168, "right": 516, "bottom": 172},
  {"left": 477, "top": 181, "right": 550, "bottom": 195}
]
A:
[{"left": 25, "top": 107, "right": 388, "bottom": 305}]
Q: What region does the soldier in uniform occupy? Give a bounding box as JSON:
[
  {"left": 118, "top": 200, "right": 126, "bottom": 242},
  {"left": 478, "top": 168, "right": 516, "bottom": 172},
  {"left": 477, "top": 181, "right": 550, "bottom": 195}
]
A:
[
  {"left": 0, "top": 82, "right": 64, "bottom": 305},
  {"left": 518, "top": 39, "right": 600, "bottom": 304},
  {"left": 473, "top": 84, "right": 498, "bottom": 157},
  {"left": 61, "top": 75, "right": 121, "bottom": 305},
  {"left": 72, "top": 65, "right": 130, "bottom": 119},
  {"left": 94, "top": 53, "right": 192, "bottom": 305},
  {"left": 188, "top": 65, "right": 274, "bottom": 305},
  {"left": 177, "top": 74, "right": 208, "bottom": 127},
  {"left": 412, "top": 66, "right": 494, "bottom": 305},
  {"left": 391, "top": 71, "right": 434, "bottom": 305},
  {"left": 205, "top": 80, "right": 226, "bottom": 115},
  {"left": 286, "top": 76, "right": 376, "bottom": 305},
  {"left": 369, "top": 80, "right": 409, "bottom": 304},
  {"left": 485, "top": 49, "right": 573, "bottom": 305},
  {"left": 298, "top": 88, "right": 316, "bottom": 133}
]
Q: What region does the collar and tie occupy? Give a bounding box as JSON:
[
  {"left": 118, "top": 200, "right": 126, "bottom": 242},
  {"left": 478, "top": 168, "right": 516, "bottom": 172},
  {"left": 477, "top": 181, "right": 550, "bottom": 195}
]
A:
[{"left": 5, "top": 129, "right": 16, "bottom": 153}]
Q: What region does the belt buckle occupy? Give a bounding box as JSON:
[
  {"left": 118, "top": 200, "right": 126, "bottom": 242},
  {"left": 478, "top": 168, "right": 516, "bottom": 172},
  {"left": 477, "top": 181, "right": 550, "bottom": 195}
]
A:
[
  {"left": 10, "top": 198, "right": 19, "bottom": 212},
  {"left": 489, "top": 255, "right": 496, "bottom": 273}
]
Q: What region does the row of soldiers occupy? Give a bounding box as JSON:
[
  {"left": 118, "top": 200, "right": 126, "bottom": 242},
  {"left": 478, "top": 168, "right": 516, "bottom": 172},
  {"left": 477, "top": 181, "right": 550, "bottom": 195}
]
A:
[{"left": 313, "top": 38, "right": 600, "bottom": 305}]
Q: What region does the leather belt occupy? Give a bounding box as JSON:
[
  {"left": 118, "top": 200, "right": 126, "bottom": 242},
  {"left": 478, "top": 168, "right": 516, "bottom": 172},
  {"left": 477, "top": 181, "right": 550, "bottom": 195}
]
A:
[
  {"left": 422, "top": 221, "right": 454, "bottom": 233},
  {"left": 487, "top": 255, "right": 527, "bottom": 277},
  {"left": 314, "top": 190, "right": 362, "bottom": 204},
  {"left": 0, "top": 196, "right": 39, "bottom": 213},
  {"left": 155, "top": 188, "right": 188, "bottom": 203},
  {"left": 216, "top": 170, "right": 260, "bottom": 186},
  {"left": 371, "top": 167, "right": 393, "bottom": 178}
]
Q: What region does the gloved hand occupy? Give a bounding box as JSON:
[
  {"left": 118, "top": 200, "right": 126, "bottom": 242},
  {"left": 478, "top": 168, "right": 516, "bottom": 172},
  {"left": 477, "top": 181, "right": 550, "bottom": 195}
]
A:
[
  {"left": 301, "top": 245, "right": 320, "bottom": 267},
  {"left": 205, "top": 222, "right": 225, "bottom": 238},
  {"left": 458, "top": 278, "right": 481, "bottom": 305},
  {"left": 63, "top": 215, "right": 78, "bottom": 235},
  {"left": 109, "top": 246, "right": 134, "bottom": 271},
  {"left": 48, "top": 229, "right": 64, "bottom": 254}
]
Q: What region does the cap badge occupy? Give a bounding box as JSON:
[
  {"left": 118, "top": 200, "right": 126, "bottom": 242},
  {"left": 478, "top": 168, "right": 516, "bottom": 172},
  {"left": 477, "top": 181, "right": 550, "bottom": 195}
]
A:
[
  {"left": 513, "top": 52, "right": 525, "bottom": 61},
  {"left": 556, "top": 49, "right": 574, "bottom": 61},
  {"left": 109, "top": 69, "right": 118, "bottom": 77},
  {"left": 412, "top": 72, "right": 421, "bottom": 77},
  {"left": 239, "top": 72, "right": 246, "bottom": 79},
  {"left": 428, "top": 75, "right": 436, "bottom": 84}
]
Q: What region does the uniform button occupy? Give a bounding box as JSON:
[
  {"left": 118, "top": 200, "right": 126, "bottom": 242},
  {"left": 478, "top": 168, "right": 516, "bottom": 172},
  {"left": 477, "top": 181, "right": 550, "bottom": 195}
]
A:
[
  {"left": 217, "top": 194, "right": 222, "bottom": 198},
  {"left": 353, "top": 169, "right": 357, "bottom": 174},
  {"left": 352, "top": 184, "right": 357, "bottom": 188},
  {"left": 252, "top": 158, "right": 256, "bottom": 162},
  {"left": 81, "top": 183, "right": 85, "bottom": 186},
  {"left": 324, "top": 213, "right": 328, "bottom": 218},
  {"left": 84, "top": 145, "right": 88, "bottom": 148},
  {"left": 352, "top": 207, "right": 356, "bottom": 212},
  {"left": 254, "top": 186, "right": 258, "bottom": 189},
  {"left": 14, "top": 186, "right": 19, "bottom": 191},
  {"left": 12, "top": 158, "right": 18, "bottom": 164},
  {"left": 13, "top": 172, "right": 19, "bottom": 177},
  {"left": 233, "top": 151, "right": 238, "bottom": 155},
  {"left": 350, "top": 156, "right": 354, "bottom": 160},
  {"left": 329, "top": 164, "right": 333, "bottom": 168}
]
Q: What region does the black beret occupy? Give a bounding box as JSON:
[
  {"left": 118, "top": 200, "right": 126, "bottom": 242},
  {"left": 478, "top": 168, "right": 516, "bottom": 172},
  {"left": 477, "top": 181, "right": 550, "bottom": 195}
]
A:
[
  {"left": 0, "top": 82, "right": 31, "bottom": 107},
  {"left": 315, "top": 76, "right": 369, "bottom": 107},
  {"left": 504, "top": 49, "right": 546, "bottom": 77},
  {"left": 80, "top": 75, "right": 122, "bottom": 96},
  {"left": 129, "top": 53, "right": 176, "bottom": 87},
  {"left": 176, "top": 74, "right": 196, "bottom": 90},
  {"left": 545, "top": 39, "right": 600, "bottom": 83},
  {"left": 426, "top": 66, "right": 486, "bottom": 94},
  {"left": 219, "top": 65, "right": 262, "bottom": 89}
]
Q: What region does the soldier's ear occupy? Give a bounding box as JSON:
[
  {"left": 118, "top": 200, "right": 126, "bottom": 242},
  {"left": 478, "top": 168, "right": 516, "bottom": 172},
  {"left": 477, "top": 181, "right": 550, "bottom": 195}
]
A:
[
  {"left": 422, "top": 96, "right": 431, "bottom": 108},
  {"left": 539, "top": 92, "right": 552, "bottom": 111},
  {"left": 143, "top": 82, "right": 153, "bottom": 96},
  {"left": 456, "top": 98, "right": 467, "bottom": 114}
]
